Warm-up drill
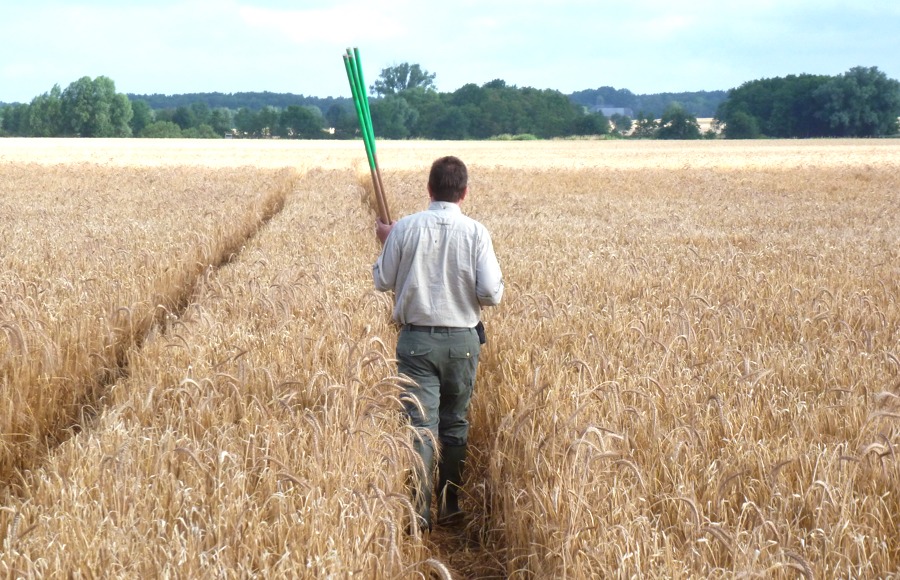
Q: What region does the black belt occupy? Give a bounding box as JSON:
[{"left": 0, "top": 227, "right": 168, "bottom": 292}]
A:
[{"left": 403, "top": 324, "right": 471, "bottom": 333}]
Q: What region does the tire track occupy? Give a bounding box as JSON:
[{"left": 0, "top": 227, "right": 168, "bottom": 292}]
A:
[{"left": 1, "top": 167, "right": 297, "bottom": 492}]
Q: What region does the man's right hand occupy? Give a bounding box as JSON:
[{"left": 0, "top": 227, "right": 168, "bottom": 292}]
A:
[{"left": 376, "top": 218, "right": 395, "bottom": 244}]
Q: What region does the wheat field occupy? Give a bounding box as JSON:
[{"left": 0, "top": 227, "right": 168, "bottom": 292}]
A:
[{"left": 0, "top": 139, "right": 898, "bottom": 578}]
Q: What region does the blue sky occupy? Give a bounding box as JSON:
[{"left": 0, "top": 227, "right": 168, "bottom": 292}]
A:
[{"left": 2, "top": 0, "right": 899, "bottom": 103}]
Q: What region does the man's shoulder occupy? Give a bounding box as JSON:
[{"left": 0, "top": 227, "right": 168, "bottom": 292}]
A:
[
  {"left": 396, "top": 206, "right": 490, "bottom": 234},
  {"left": 394, "top": 210, "right": 430, "bottom": 229},
  {"left": 463, "top": 214, "right": 491, "bottom": 233}
]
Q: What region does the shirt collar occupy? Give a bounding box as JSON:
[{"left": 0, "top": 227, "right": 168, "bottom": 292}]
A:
[{"left": 428, "top": 201, "right": 462, "bottom": 213}]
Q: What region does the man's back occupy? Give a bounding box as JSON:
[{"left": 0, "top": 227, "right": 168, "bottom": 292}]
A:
[{"left": 374, "top": 201, "right": 503, "bottom": 328}]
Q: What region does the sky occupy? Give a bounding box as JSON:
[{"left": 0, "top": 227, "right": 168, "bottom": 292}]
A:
[{"left": 2, "top": 0, "right": 899, "bottom": 103}]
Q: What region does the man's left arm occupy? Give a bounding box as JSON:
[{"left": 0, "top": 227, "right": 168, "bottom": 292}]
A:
[
  {"left": 475, "top": 229, "right": 504, "bottom": 306},
  {"left": 373, "top": 219, "right": 399, "bottom": 292}
]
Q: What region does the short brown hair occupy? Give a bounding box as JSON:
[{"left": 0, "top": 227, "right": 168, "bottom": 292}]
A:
[{"left": 428, "top": 156, "right": 467, "bottom": 202}]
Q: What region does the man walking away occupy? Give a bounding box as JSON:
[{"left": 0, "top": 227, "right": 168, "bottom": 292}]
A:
[{"left": 373, "top": 156, "right": 504, "bottom": 531}]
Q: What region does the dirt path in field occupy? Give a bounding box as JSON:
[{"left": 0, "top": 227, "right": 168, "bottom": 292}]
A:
[
  {"left": 428, "top": 527, "right": 505, "bottom": 579},
  {"left": 424, "top": 457, "right": 508, "bottom": 579}
]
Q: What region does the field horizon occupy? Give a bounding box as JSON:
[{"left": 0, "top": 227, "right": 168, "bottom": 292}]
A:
[{"left": 2, "top": 136, "right": 898, "bottom": 171}]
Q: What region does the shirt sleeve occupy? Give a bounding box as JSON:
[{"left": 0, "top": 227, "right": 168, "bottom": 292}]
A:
[
  {"left": 373, "top": 228, "right": 400, "bottom": 292},
  {"left": 475, "top": 228, "right": 504, "bottom": 306}
]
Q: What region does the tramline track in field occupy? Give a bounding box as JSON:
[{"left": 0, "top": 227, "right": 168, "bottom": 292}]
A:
[{"left": 0, "top": 164, "right": 296, "bottom": 489}]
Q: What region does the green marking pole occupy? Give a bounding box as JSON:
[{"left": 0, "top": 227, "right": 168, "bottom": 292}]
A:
[
  {"left": 344, "top": 48, "right": 390, "bottom": 224},
  {"left": 353, "top": 48, "right": 388, "bottom": 214},
  {"left": 342, "top": 54, "right": 374, "bottom": 164},
  {"left": 352, "top": 49, "right": 377, "bottom": 155}
]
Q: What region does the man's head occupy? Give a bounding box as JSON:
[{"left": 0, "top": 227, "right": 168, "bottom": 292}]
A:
[{"left": 428, "top": 156, "right": 468, "bottom": 203}]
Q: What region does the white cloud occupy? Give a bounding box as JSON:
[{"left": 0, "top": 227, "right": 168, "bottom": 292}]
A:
[
  {"left": 1, "top": 0, "right": 898, "bottom": 102},
  {"left": 237, "top": 4, "right": 406, "bottom": 45}
]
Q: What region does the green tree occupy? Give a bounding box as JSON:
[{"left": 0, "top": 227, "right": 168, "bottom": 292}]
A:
[
  {"left": 278, "top": 105, "right": 324, "bottom": 138},
  {"left": 140, "top": 121, "right": 183, "bottom": 138},
  {"left": 61, "top": 76, "right": 132, "bottom": 137},
  {"left": 154, "top": 108, "right": 176, "bottom": 124},
  {"left": 400, "top": 87, "right": 447, "bottom": 138},
  {"left": 325, "top": 104, "right": 356, "bottom": 138},
  {"left": 427, "top": 79, "right": 600, "bottom": 139},
  {"left": 768, "top": 75, "right": 830, "bottom": 137},
  {"left": 571, "top": 111, "right": 609, "bottom": 136},
  {"left": 190, "top": 102, "right": 211, "bottom": 127},
  {"left": 813, "top": 66, "right": 900, "bottom": 137},
  {"left": 570, "top": 87, "right": 727, "bottom": 118},
  {"left": 656, "top": 104, "right": 701, "bottom": 139},
  {"left": 449, "top": 83, "right": 486, "bottom": 108},
  {"left": 371, "top": 95, "right": 418, "bottom": 139},
  {"left": 632, "top": 111, "right": 658, "bottom": 138},
  {"left": 234, "top": 107, "right": 259, "bottom": 136},
  {"left": 523, "top": 88, "right": 583, "bottom": 138},
  {"left": 722, "top": 110, "right": 760, "bottom": 139},
  {"left": 474, "top": 82, "right": 531, "bottom": 138},
  {"left": 130, "top": 100, "right": 154, "bottom": 135},
  {"left": 0, "top": 103, "right": 27, "bottom": 135},
  {"left": 172, "top": 106, "right": 196, "bottom": 129},
  {"left": 257, "top": 106, "right": 279, "bottom": 137},
  {"left": 208, "top": 108, "right": 233, "bottom": 136},
  {"left": 371, "top": 63, "right": 436, "bottom": 97},
  {"left": 110, "top": 93, "right": 133, "bottom": 137},
  {"left": 181, "top": 124, "right": 219, "bottom": 138},
  {"left": 449, "top": 84, "right": 490, "bottom": 138},
  {"left": 61, "top": 76, "right": 95, "bottom": 135},
  {"left": 429, "top": 107, "right": 469, "bottom": 140},
  {"left": 716, "top": 74, "right": 831, "bottom": 138},
  {"left": 26, "top": 85, "right": 63, "bottom": 136}
]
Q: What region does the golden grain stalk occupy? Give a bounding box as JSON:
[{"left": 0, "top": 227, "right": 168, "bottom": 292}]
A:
[{"left": 0, "top": 140, "right": 897, "bottom": 578}]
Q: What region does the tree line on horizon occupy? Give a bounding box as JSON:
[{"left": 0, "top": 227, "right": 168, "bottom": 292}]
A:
[
  {"left": 716, "top": 66, "right": 900, "bottom": 138},
  {"left": 1, "top": 65, "right": 898, "bottom": 140}
]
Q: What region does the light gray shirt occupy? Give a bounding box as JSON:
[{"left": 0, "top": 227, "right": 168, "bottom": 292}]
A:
[{"left": 373, "top": 201, "right": 504, "bottom": 327}]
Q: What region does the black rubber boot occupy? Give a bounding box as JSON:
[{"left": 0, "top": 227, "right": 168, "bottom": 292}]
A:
[{"left": 437, "top": 444, "right": 467, "bottom": 526}]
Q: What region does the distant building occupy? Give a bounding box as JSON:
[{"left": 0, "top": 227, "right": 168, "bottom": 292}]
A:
[{"left": 592, "top": 106, "right": 634, "bottom": 118}]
